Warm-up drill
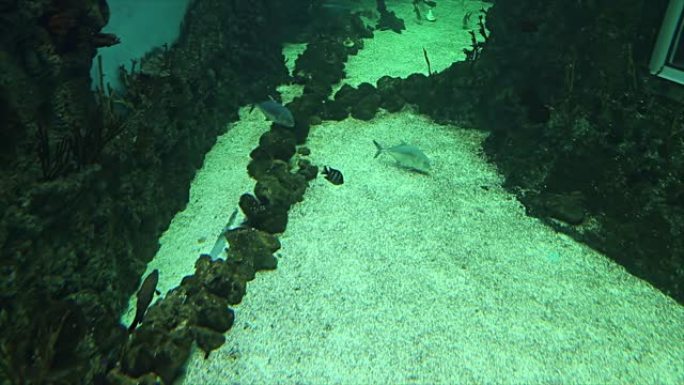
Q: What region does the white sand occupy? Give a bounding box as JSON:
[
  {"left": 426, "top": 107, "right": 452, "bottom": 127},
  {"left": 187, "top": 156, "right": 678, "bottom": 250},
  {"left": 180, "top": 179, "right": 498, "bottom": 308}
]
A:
[
  {"left": 127, "top": 1, "right": 684, "bottom": 384},
  {"left": 178, "top": 110, "right": 684, "bottom": 384},
  {"left": 342, "top": 0, "right": 485, "bottom": 85}
]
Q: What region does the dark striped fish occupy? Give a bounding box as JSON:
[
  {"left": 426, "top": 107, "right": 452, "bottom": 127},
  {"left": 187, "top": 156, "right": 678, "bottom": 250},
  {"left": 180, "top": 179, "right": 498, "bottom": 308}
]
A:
[
  {"left": 322, "top": 166, "right": 344, "bottom": 185},
  {"left": 128, "top": 269, "right": 160, "bottom": 333}
]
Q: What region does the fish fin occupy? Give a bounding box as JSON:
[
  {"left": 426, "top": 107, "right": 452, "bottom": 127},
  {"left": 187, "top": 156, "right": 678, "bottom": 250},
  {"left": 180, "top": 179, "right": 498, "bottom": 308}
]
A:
[
  {"left": 373, "top": 140, "right": 383, "bottom": 159},
  {"left": 226, "top": 208, "right": 239, "bottom": 229}
]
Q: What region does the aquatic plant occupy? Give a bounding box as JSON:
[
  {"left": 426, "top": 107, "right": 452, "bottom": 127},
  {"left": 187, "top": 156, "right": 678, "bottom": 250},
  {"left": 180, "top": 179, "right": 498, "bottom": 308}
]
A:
[
  {"left": 0, "top": 298, "right": 87, "bottom": 385},
  {"left": 423, "top": 47, "right": 432, "bottom": 76},
  {"left": 35, "top": 56, "right": 136, "bottom": 181},
  {"left": 463, "top": 10, "right": 489, "bottom": 62},
  {"left": 35, "top": 120, "right": 72, "bottom": 181}
]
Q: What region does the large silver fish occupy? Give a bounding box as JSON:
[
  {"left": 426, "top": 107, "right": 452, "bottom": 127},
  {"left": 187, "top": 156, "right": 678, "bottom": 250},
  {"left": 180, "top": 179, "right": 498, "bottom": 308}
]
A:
[
  {"left": 256, "top": 96, "right": 295, "bottom": 127},
  {"left": 373, "top": 139, "right": 431, "bottom": 173}
]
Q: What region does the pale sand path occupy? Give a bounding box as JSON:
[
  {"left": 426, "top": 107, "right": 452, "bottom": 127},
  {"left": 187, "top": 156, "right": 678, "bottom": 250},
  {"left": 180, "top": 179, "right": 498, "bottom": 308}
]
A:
[{"left": 181, "top": 108, "right": 684, "bottom": 384}]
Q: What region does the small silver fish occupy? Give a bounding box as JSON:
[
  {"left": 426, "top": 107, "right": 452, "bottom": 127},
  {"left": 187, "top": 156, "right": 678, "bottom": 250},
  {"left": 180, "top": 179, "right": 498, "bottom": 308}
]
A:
[
  {"left": 256, "top": 96, "right": 295, "bottom": 127},
  {"left": 373, "top": 139, "right": 431, "bottom": 173},
  {"left": 208, "top": 208, "right": 241, "bottom": 261}
]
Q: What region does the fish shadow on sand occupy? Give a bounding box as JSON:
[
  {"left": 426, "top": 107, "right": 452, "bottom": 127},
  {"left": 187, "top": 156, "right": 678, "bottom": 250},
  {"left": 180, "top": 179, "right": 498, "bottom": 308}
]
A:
[{"left": 391, "top": 164, "right": 432, "bottom": 175}]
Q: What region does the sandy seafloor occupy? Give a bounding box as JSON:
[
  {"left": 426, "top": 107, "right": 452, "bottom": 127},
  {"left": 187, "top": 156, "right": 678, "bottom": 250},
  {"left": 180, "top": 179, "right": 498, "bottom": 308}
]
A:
[{"left": 122, "top": 1, "right": 684, "bottom": 384}]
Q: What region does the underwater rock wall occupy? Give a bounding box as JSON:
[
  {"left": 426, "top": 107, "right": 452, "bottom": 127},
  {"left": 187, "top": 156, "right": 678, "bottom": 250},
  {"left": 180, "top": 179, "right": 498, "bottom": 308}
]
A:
[
  {"left": 468, "top": 0, "right": 684, "bottom": 303},
  {"left": 0, "top": 0, "right": 288, "bottom": 383}
]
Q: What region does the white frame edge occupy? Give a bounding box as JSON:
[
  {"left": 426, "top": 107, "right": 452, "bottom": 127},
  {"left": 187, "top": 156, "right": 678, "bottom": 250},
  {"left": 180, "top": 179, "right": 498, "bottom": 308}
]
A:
[{"left": 650, "top": 0, "right": 684, "bottom": 83}]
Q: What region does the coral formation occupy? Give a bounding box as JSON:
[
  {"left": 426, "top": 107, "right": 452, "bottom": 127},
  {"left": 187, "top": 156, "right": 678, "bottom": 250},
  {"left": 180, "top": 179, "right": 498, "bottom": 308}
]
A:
[
  {"left": 0, "top": 0, "right": 289, "bottom": 383},
  {"left": 109, "top": 225, "right": 279, "bottom": 383},
  {"left": 469, "top": 0, "right": 684, "bottom": 302}
]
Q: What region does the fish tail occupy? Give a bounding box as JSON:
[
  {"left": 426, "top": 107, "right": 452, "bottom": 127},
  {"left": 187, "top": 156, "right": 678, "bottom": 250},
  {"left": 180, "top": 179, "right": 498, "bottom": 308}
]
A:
[
  {"left": 128, "top": 312, "right": 141, "bottom": 333},
  {"left": 373, "top": 140, "right": 384, "bottom": 159}
]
